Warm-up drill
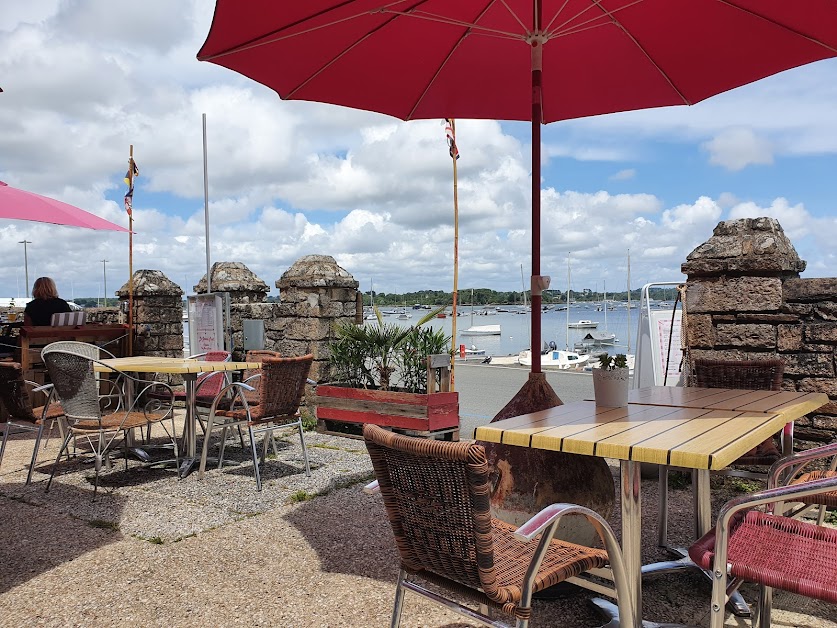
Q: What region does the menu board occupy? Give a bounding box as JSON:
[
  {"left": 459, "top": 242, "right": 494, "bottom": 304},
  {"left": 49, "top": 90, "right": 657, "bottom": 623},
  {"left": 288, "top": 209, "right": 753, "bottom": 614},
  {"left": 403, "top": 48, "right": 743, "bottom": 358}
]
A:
[
  {"left": 187, "top": 293, "right": 227, "bottom": 353},
  {"left": 634, "top": 305, "right": 683, "bottom": 388}
]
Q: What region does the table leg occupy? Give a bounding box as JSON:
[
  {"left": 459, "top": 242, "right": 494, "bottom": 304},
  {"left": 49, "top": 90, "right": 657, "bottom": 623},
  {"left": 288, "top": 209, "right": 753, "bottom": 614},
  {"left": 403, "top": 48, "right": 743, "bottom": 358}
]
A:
[
  {"left": 622, "top": 459, "right": 643, "bottom": 627},
  {"left": 178, "top": 374, "right": 199, "bottom": 477}
]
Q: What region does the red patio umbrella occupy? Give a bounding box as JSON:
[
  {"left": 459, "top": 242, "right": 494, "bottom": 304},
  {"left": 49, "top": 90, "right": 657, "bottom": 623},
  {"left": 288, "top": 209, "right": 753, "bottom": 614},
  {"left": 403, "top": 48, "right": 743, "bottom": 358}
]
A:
[
  {"left": 197, "top": 0, "right": 837, "bottom": 376},
  {"left": 0, "top": 181, "right": 128, "bottom": 232}
]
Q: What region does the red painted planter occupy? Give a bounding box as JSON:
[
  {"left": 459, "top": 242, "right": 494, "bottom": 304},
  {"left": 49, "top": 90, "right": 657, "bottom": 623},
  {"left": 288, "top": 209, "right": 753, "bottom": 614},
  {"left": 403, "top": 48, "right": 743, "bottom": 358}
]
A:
[{"left": 315, "top": 384, "right": 459, "bottom": 434}]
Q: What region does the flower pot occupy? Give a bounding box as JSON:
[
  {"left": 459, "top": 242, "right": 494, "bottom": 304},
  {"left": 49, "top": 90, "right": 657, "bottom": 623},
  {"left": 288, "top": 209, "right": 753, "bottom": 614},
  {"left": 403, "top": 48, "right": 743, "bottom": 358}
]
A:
[{"left": 592, "top": 367, "right": 630, "bottom": 407}]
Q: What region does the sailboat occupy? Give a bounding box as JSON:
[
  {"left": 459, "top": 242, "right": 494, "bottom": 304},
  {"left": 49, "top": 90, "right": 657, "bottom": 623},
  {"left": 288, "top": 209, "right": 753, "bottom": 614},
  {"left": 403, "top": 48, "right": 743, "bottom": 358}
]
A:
[
  {"left": 461, "top": 288, "right": 500, "bottom": 336},
  {"left": 364, "top": 280, "right": 377, "bottom": 320}
]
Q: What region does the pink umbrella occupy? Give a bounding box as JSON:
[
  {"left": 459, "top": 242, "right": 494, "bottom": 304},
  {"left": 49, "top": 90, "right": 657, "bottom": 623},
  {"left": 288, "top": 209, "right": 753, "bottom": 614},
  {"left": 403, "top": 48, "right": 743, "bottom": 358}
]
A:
[{"left": 0, "top": 181, "right": 128, "bottom": 232}]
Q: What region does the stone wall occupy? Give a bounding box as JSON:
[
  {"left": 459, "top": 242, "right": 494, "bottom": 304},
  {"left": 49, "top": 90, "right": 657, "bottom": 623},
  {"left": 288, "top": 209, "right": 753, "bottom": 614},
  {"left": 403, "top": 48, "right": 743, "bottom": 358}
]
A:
[
  {"left": 116, "top": 270, "right": 184, "bottom": 359},
  {"left": 683, "top": 218, "right": 837, "bottom": 448},
  {"left": 275, "top": 255, "right": 359, "bottom": 382},
  {"left": 194, "top": 257, "right": 359, "bottom": 382}
]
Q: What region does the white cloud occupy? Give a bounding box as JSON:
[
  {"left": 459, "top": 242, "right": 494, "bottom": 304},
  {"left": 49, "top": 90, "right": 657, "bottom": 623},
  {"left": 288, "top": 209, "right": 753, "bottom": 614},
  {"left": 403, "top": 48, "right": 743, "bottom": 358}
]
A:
[
  {"left": 610, "top": 169, "right": 636, "bottom": 181},
  {"left": 702, "top": 128, "right": 774, "bottom": 171}
]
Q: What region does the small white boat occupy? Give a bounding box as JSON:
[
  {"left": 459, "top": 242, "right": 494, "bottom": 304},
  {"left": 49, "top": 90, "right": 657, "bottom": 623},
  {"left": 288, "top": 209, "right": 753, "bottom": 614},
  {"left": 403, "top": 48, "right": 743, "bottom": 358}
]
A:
[
  {"left": 460, "top": 324, "right": 501, "bottom": 336},
  {"left": 567, "top": 319, "right": 599, "bottom": 329},
  {"left": 456, "top": 345, "right": 488, "bottom": 361},
  {"left": 584, "top": 354, "right": 636, "bottom": 375},
  {"left": 397, "top": 312, "right": 412, "bottom": 320},
  {"left": 518, "top": 349, "right": 589, "bottom": 369},
  {"left": 577, "top": 331, "right": 617, "bottom": 346}
]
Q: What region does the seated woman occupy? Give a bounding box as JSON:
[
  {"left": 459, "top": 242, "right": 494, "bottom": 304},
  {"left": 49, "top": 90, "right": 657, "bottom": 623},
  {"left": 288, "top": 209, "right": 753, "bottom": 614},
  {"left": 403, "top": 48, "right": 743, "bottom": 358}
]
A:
[{"left": 23, "top": 277, "right": 71, "bottom": 326}]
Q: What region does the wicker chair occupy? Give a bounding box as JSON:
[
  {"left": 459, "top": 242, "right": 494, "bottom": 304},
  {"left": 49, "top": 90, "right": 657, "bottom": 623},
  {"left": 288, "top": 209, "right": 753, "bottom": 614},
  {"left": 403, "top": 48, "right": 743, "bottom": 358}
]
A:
[
  {"left": 0, "top": 362, "right": 64, "bottom": 484},
  {"left": 689, "top": 473, "right": 837, "bottom": 627},
  {"left": 658, "top": 357, "right": 786, "bottom": 547},
  {"left": 42, "top": 343, "right": 180, "bottom": 498},
  {"left": 198, "top": 354, "right": 313, "bottom": 491},
  {"left": 362, "top": 424, "right": 635, "bottom": 628}
]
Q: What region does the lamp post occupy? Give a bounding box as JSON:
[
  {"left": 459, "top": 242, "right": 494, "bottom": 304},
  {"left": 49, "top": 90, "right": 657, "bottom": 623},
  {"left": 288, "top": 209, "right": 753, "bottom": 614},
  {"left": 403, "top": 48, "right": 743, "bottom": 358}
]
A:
[
  {"left": 19, "top": 240, "right": 31, "bottom": 295},
  {"left": 101, "top": 259, "right": 108, "bottom": 307}
]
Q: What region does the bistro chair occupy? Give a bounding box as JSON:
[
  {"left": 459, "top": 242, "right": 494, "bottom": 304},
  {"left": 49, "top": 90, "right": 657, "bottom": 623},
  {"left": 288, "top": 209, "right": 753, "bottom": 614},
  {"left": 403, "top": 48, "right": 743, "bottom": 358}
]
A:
[
  {"left": 362, "top": 424, "right": 635, "bottom": 628},
  {"left": 198, "top": 354, "right": 313, "bottom": 491},
  {"left": 766, "top": 441, "right": 837, "bottom": 525},
  {"left": 0, "top": 362, "right": 64, "bottom": 484},
  {"left": 689, "top": 472, "right": 837, "bottom": 628},
  {"left": 42, "top": 344, "right": 180, "bottom": 498},
  {"left": 658, "top": 357, "right": 786, "bottom": 546}
]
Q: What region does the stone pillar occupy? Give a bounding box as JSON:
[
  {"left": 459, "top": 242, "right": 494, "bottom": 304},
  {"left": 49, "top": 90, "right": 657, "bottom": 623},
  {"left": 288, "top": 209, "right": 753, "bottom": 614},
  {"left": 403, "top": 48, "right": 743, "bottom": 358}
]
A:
[
  {"left": 117, "top": 270, "right": 184, "bottom": 358},
  {"left": 682, "top": 217, "right": 837, "bottom": 447},
  {"left": 275, "top": 255, "right": 359, "bottom": 382},
  {"left": 194, "top": 261, "right": 275, "bottom": 361},
  {"left": 682, "top": 217, "right": 806, "bottom": 365}
]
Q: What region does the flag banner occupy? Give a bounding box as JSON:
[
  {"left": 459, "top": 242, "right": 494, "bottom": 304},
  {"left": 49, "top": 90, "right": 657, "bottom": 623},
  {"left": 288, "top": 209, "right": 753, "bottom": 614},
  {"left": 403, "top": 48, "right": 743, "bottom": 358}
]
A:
[
  {"left": 444, "top": 118, "right": 459, "bottom": 160},
  {"left": 123, "top": 158, "right": 138, "bottom": 216}
]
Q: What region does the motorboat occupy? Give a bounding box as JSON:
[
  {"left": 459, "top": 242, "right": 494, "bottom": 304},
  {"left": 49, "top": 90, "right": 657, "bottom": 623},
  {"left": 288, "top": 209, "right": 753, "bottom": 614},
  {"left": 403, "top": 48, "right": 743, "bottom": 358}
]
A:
[
  {"left": 584, "top": 353, "right": 635, "bottom": 375},
  {"left": 567, "top": 319, "right": 599, "bottom": 329},
  {"left": 576, "top": 331, "right": 617, "bottom": 346},
  {"left": 456, "top": 344, "right": 488, "bottom": 361},
  {"left": 518, "top": 348, "right": 589, "bottom": 369},
  {"left": 460, "top": 324, "right": 501, "bottom": 336}
]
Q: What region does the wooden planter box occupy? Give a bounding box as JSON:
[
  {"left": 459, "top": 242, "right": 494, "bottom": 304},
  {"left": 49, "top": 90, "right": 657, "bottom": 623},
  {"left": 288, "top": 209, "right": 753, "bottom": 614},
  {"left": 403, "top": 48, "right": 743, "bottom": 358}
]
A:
[{"left": 315, "top": 384, "right": 459, "bottom": 440}]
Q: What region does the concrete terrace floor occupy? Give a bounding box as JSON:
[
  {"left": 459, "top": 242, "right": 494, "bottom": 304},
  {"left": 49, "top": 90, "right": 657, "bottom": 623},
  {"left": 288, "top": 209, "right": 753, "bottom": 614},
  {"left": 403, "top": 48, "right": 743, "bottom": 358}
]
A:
[{"left": 1, "top": 418, "right": 836, "bottom": 628}]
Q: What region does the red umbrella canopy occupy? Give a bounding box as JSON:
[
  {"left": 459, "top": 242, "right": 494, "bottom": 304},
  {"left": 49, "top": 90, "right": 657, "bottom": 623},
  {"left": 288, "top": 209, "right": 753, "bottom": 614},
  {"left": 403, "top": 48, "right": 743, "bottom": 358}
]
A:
[
  {"left": 198, "top": 0, "right": 837, "bottom": 123},
  {"left": 0, "top": 181, "right": 128, "bottom": 232},
  {"left": 198, "top": 0, "right": 837, "bottom": 374}
]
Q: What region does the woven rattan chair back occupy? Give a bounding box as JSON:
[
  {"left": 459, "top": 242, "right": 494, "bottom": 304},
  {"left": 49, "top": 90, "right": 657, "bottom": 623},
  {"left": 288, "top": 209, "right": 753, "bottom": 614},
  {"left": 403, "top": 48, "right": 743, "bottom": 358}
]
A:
[
  {"left": 692, "top": 358, "right": 784, "bottom": 391},
  {"left": 0, "top": 362, "right": 38, "bottom": 423},
  {"left": 42, "top": 340, "right": 114, "bottom": 360},
  {"left": 363, "top": 424, "right": 497, "bottom": 594},
  {"left": 193, "top": 350, "right": 231, "bottom": 397},
  {"left": 257, "top": 354, "right": 313, "bottom": 420},
  {"left": 240, "top": 350, "right": 281, "bottom": 399},
  {"left": 42, "top": 347, "right": 101, "bottom": 421}
]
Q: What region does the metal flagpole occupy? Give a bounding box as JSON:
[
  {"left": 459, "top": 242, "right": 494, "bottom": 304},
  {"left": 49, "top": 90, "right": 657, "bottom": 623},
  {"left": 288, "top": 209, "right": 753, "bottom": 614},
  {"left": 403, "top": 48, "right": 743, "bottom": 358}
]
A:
[
  {"left": 126, "top": 145, "right": 135, "bottom": 355},
  {"left": 446, "top": 118, "right": 460, "bottom": 391},
  {"left": 203, "top": 113, "right": 211, "bottom": 294}
]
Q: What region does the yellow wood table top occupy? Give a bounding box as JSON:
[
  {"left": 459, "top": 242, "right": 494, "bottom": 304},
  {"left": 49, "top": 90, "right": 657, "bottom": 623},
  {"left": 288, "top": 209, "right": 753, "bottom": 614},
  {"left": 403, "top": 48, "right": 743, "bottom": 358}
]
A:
[
  {"left": 474, "top": 386, "right": 828, "bottom": 471},
  {"left": 96, "top": 356, "right": 260, "bottom": 375}
]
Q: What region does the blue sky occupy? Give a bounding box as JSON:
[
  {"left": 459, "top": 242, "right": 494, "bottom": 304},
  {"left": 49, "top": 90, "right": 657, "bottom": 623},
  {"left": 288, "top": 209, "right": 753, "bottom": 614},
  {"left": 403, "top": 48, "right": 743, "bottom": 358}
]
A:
[{"left": 1, "top": 0, "right": 836, "bottom": 301}]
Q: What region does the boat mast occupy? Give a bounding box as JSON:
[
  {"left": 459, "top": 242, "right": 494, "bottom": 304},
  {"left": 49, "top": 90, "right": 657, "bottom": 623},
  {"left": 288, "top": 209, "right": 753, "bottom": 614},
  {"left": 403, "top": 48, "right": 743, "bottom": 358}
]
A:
[
  {"left": 604, "top": 279, "right": 607, "bottom": 332},
  {"left": 566, "top": 254, "right": 571, "bottom": 351},
  {"left": 626, "top": 250, "right": 632, "bottom": 352}
]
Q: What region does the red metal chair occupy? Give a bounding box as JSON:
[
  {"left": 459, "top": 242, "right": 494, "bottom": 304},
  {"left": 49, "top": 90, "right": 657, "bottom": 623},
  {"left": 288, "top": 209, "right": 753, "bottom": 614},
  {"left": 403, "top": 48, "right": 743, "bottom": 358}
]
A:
[{"left": 689, "top": 473, "right": 837, "bottom": 627}]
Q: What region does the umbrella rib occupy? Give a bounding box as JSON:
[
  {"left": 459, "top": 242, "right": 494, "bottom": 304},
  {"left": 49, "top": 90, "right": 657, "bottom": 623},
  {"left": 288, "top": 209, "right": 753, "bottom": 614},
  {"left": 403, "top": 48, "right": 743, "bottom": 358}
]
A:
[
  {"left": 718, "top": 0, "right": 837, "bottom": 54},
  {"left": 585, "top": 0, "right": 691, "bottom": 106},
  {"left": 406, "top": 1, "right": 508, "bottom": 120},
  {"left": 545, "top": 0, "right": 643, "bottom": 37}
]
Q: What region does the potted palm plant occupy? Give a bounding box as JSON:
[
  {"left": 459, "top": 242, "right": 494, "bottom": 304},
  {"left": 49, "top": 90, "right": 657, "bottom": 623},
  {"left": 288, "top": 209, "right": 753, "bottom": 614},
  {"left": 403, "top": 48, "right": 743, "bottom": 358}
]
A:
[
  {"left": 592, "top": 352, "right": 630, "bottom": 407},
  {"left": 315, "top": 307, "right": 460, "bottom": 438}
]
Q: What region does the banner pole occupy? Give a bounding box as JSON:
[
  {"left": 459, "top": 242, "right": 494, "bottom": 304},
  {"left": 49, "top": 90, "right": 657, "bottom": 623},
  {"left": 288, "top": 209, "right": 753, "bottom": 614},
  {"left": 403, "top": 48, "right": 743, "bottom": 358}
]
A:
[{"left": 127, "top": 144, "right": 134, "bottom": 356}]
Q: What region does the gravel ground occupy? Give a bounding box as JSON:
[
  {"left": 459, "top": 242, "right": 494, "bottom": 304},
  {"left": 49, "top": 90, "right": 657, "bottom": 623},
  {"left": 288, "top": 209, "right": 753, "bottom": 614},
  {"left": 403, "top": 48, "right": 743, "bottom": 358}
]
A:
[{"left": 1, "top": 409, "right": 836, "bottom": 627}]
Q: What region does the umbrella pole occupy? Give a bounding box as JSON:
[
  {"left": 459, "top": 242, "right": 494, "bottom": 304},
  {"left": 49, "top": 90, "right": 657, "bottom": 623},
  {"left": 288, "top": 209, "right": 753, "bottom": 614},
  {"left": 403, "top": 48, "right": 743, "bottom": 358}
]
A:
[
  {"left": 449, "top": 119, "right": 459, "bottom": 391},
  {"left": 530, "top": 10, "right": 543, "bottom": 375},
  {"left": 127, "top": 145, "right": 134, "bottom": 356}
]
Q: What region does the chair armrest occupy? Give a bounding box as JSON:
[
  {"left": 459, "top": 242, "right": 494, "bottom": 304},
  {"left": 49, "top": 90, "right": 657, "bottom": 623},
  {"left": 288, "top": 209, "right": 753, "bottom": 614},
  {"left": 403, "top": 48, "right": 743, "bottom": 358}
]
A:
[
  {"left": 513, "top": 504, "right": 635, "bottom": 626},
  {"left": 768, "top": 442, "right": 837, "bottom": 488},
  {"left": 207, "top": 381, "right": 256, "bottom": 415},
  {"left": 306, "top": 378, "right": 317, "bottom": 387},
  {"left": 363, "top": 479, "right": 380, "bottom": 494}
]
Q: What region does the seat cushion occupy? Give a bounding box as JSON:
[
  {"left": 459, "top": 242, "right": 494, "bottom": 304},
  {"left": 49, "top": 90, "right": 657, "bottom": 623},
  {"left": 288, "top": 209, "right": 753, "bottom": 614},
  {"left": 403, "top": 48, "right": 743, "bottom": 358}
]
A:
[
  {"left": 33, "top": 403, "right": 64, "bottom": 421},
  {"left": 689, "top": 511, "right": 837, "bottom": 603},
  {"left": 71, "top": 410, "right": 169, "bottom": 434}
]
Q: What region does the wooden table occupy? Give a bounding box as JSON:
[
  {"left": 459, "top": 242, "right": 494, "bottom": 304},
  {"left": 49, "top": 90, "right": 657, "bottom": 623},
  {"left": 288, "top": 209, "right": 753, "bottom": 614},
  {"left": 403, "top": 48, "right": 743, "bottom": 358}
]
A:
[
  {"left": 20, "top": 324, "right": 128, "bottom": 377},
  {"left": 474, "top": 386, "right": 828, "bottom": 627},
  {"left": 97, "top": 356, "right": 260, "bottom": 475}
]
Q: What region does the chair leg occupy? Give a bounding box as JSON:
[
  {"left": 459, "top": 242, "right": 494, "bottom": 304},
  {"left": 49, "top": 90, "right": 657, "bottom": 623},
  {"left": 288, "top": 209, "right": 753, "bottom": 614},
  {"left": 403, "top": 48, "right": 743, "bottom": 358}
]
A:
[
  {"left": 709, "top": 561, "right": 728, "bottom": 628},
  {"left": 298, "top": 421, "right": 311, "bottom": 477},
  {"left": 217, "top": 425, "right": 229, "bottom": 470},
  {"left": 755, "top": 585, "right": 772, "bottom": 628},
  {"left": 657, "top": 465, "right": 669, "bottom": 547},
  {"left": 26, "top": 424, "right": 46, "bottom": 485},
  {"left": 198, "top": 413, "right": 216, "bottom": 479},
  {"left": 237, "top": 425, "right": 246, "bottom": 449},
  {"left": 0, "top": 422, "right": 10, "bottom": 476},
  {"left": 46, "top": 431, "right": 74, "bottom": 493},
  {"left": 390, "top": 569, "right": 407, "bottom": 628},
  {"left": 249, "top": 426, "right": 262, "bottom": 491}
]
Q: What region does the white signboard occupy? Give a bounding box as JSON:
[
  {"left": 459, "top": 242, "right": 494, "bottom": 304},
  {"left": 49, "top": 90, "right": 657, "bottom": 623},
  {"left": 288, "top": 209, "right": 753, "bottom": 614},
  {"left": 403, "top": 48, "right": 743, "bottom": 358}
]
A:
[
  {"left": 187, "top": 293, "right": 228, "bottom": 353},
  {"left": 634, "top": 292, "right": 684, "bottom": 388}
]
